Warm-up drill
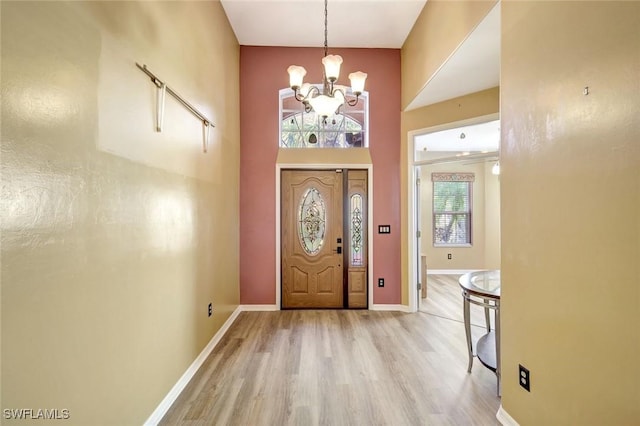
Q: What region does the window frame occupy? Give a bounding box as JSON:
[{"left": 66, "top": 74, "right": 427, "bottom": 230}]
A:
[
  {"left": 431, "top": 173, "right": 474, "bottom": 247},
  {"left": 278, "top": 86, "right": 369, "bottom": 148}
]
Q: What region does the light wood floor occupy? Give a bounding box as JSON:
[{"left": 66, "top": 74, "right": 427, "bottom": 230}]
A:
[
  {"left": 420, "top": 274, "right": 496, "bottom": 330},
  {"left": 161, "top": 280, "right": 501, "bottom": 426}
]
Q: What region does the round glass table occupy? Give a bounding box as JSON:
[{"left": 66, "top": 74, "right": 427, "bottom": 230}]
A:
[{"left": 459, "top": 270, "right": 501, "bottom": 395}]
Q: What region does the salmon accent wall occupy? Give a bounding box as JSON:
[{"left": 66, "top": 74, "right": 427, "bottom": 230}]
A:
[{"left": 240, "top": 47, "right": 401, "bottom": 305}]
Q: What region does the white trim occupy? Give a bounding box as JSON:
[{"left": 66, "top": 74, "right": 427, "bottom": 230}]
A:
[
  {"left": 427, "top": 269, "right": 475, "bottom": 275},
  {"left": 406, "top": 113, "right": 500, "bottom": 314},
  {"left": 370, "top": 304, "right": 411, "bottom": 313},
  {"left": 276, "top": 164, "right": 374, "bottom": 310},
  {"left": 144, "top": 306, "right": 242, "bottom": 426},
  {"left": 496, "top": 405, "right": 520, "bottom": 426},
  {"left": 407, "top": 130, "right": 419, "bottom": 313},
  {"left": 239, "top": 304, "right": 279, "bottom": 311},
  {"left": 275, "top": 166, "right": 282, "bottom": 309}
]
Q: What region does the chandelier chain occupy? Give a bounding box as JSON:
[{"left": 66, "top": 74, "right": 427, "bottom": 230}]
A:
[
  {"left": 324, "top": 0, "right": 328, "bottom": 58},
  {"left": 322, "top": 0, "right": 329, "bottom": 94},
  {"left": 286, "top": 0, "right": 366, "bottom": 118}
]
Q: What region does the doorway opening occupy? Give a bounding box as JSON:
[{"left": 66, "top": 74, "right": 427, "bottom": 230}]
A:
[{"left": 407, "top": 113, "right": 501, "bottom": 315}]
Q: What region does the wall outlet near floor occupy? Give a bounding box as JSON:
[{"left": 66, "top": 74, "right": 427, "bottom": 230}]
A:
[
  {"left": 447, "top": 253, "right": 452, "bottom": 260},
  {"left": 378, "top": 278, "right": 384, "bottom": 287},
  {"left": 519, "top": 364, "right": 530, "bottom": 392},
  {"left": 208, "top": 303, "right": 213, "bottom": 317}
]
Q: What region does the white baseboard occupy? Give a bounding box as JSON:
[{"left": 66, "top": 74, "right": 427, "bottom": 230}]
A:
[
  {"left": 144, "top": 306, "right": 242, "bottom": 426},
  {"left": 242, "top": 304, "right": 411, "bottom": 312},
  {"left": 239, "top": 304, "right": 279, "bottom": 311},
  {"left": 370, "top": 304, "right": 411, "bottom": 312},
  {"left": 427, "top": 269, "right": 475, "bottom": 275},
  {"left": 496, "top": 405, "right": 520, "bottom": 426}
]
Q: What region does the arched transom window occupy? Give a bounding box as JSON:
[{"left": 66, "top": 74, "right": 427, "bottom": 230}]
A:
[{"left": 279, "top": 87, "right": 369, "bottom": 148}]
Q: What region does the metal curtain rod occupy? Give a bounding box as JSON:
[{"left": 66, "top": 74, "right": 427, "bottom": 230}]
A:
[{"left": 136, "top": 62, "right": 214, "bottom": 153}]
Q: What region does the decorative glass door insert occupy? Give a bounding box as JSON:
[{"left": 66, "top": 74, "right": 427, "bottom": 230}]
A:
[
  {"left": 350, "top": 194, "right": 363, "bottom": 266},
  {"left": 298, "top": 187, "right": 326, "bottom": 256}
]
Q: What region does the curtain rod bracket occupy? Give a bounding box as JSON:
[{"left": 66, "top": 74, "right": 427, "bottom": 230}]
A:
[
  {"left": 156, "top": 83, "right": 166, "bottom": 132},
  {"left": 203, "top": 121, "right": 210, "bottom": 153}
]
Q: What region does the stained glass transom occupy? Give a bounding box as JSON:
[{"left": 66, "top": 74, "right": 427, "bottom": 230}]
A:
[
  {"left": 350, "top": 194, "right": 363, "bottom": 266},
  {"left": 298, "top": 188, "right": 326, "bottom": 256},
  {"left": 280, "top": 87, "right": 368, "bottom": 148}
]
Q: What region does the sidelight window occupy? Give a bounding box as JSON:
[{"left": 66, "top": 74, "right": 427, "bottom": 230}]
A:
[{"left": 350, "top": 194, "right": 364, "bottom": 266}]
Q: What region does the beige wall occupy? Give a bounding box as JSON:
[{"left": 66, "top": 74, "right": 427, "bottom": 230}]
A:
[
  {"left": 1, "top": 2, "right": 240, "bottom": 424},
  {"left": 419, "top": 161, "right": 500, "bottom": 270},
  {"left": 401, "top": 0, "right": 497, "bottom": 110},
  {"left": 400, "top": 88, "right": 500, "bottom": 304},
  {"left": 276, "top": 148, "right": 372, "bottom": 166},
  {"left": 501, "top": 1, "right": 639, "bottom": 424}
]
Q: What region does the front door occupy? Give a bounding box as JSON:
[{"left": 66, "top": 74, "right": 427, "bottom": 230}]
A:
[{"left": 282, "top": 170, "right": 343, "bottom": 308}]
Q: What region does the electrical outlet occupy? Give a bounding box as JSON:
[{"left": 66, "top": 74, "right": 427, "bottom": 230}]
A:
[
  {"left": 519, "top": 364, "right": 530, "bottom": 392},
  {"left": 378, "top": 278, "right": 384, "bottom": 287},
  {"left": 208, "top": 303, "right": 213, "bottom": 317},
  {"left": 447, "top": 253, "right": 452, "bottom": 260}
]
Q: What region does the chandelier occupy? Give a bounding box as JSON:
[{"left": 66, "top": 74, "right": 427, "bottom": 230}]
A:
[{"left": 287, "top": 0, "right": 367, "bottom": 120}]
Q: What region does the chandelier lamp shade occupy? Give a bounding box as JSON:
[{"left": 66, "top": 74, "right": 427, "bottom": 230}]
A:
[{"left": 286, "top": 0, "right": 367, "bottom": 119}]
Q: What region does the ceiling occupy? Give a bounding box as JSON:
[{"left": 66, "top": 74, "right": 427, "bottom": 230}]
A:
[
  {"left": 220, "top": 0, "right": 427, "bottom": 49},
  {"left": 405, "top": 3, "right": 500, "bottom": 110},
  {"left": 414, "top": 119, "right": 500, "bottom": 162},
  {"left": 221, "top": 0, "right": 501, "bottom": 154}
]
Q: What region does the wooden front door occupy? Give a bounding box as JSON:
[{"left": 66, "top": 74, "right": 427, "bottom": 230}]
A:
[{"left": 282, "top": 170, "right": 343, "bottom": 308}]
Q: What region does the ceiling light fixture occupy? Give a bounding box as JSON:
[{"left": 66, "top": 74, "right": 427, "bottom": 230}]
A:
[{"left": 287, "top": 0, "right": 367, "bottom": 121}]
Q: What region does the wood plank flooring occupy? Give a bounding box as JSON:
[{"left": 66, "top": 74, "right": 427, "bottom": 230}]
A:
[
  {"left": 161, "top": 285, "right": 501, "bottom": 426},
  {"left": 420, "top": 274, "right": 496, "bottom": 330}
]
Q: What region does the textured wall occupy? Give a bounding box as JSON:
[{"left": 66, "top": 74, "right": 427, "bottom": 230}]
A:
[
  {"left": 240, "top": 47, "right": 402, "bottom": 305},
  {"left": 1, "top": 2, "right": 240, "bottom": 424},
  {"left": 501, "top": 1, "right": 640, "bottom": 424}
]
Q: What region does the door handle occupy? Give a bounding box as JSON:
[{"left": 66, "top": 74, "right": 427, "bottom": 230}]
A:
[{"left": 333, "top": 246, "right": 342, "bottom": 254}]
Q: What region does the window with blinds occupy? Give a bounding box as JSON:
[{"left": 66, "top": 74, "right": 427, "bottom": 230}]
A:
[{"left": 432, "top": 173, "right": 474, "bottom": 246}]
